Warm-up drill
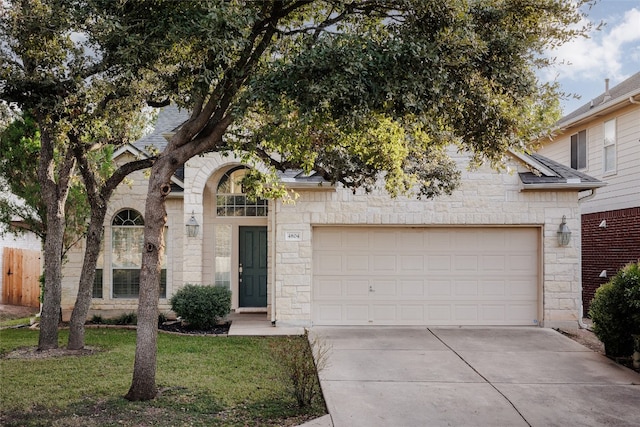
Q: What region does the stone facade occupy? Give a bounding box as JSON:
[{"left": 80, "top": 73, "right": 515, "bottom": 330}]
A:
[
  {"left": 60, "top": 150, "right": 584, "bottom": 328},
  {"left": 272, "top": 154, "right": 582, "bottom": 328}
]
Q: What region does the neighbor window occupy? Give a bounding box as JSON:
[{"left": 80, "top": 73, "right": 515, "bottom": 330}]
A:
[
  {"left": 216, "top": 166, "right": 268, "bottom": 217},
  {"left": 570, "top": 129, "right": 587, "bottom": 170},
  {"left": 603, "top": 119, "right": 616, "bottom": 173},
  {"left": 111, "top": 209, "right": 166, "bottom": 298}
]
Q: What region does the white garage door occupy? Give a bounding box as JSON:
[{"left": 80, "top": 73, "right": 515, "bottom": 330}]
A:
[{"left": 312, "top": 227, "right": 540, "bottom": 326}]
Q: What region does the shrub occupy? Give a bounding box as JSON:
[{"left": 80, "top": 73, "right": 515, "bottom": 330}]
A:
[
  {"left": 270, "top": 331, "right": 330, "bottom": 407},
  {"left": 170, "top": 284, "right": 231, "bottom": 330},
  {"left": 90, "top": 314, "right": 104, "bottom": 324},
  {"left": 112, "top": 312, "right": 137, "bottom": 325},
  {"left": 589, "top": 262, "right": 640, "bottom": 357}
]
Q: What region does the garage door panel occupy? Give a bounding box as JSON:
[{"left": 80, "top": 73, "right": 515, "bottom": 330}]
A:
[
  {"left": 428, "top": 279, "right": 453, "bottom": 296},
  {"left": 371, "top": 279, "right": 397, "bottom": 296},
  {"left": 313, "top": 227, "right": 539, "bottom": 326},
  {"left": 400, "top": 255, "right": 424, "bottom": 271},
  {"left": 481, "top": 280, "right": 506, "bottom": 296},
  {"left": 316, "top": 253, "right": 343, "bottom": 274},
  {"left": 428, "top": 255, "right": 452, "bottom": 270},
  {"left": 372, "top": 255, "right": 397, "bottom": 272},
  {"left": 345, "top": 304, "right": 369, "bottom": 322},
  {"left": 426, "top": 230, "right": 452, "bottom": 249},
  {"left": 510, "top": 280, "right": 538, "bottom": 297},
  {"left": 315, "top": 278, "right": 343, "bottom": 298},
  {"left": 399, "top": 231, "right": 425, "bottom": 250},
  {"left": 481, "top": 255, "right": 506, "bottom": 271},
  {"left": 455, "top": 280, "right": 479, "bottom": 296},
  {"left": 345, "top": 231, "right": 370, "bottom": 249},
  {"left": 372, "top": 230, "right": 398, "bottom": 249},
  {"left": 482, "top": 305, "right": 506, "bottom": 322},
  {"left": 509, "top": 255, "right": 537, "bottom": 272},
  {"left": 455, "top": 255, "right": 478, "bottom": 271},
  {"left": 455, "top": 304, "right": 479, "bottom": 321},
  {"left": 346, "top": 280, "right": 370, "bottom": 297},
  {"left": 399, "top": 305, "right": 425, "bottom": 322},
  {"left": 427, "top": 305, "right": 453, "bottom": 322},
  {"left": 345, "top": 254, "right": 370, "bottom": 272},
  {"left": 400, "top": 280, "right": 425, "bottom": 297}
]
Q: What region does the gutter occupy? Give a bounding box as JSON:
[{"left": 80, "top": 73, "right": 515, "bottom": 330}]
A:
[{"left": 521, "top": 182, "right": 606, "bottom": 191}]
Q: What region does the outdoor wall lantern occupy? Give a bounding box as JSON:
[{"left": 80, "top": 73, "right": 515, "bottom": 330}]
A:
[
  {"left": 186, "top": 211, "right": 199, "bottom": 238},
  {"left": 557, "top": 215, "right": 571, "bottom": 247}
]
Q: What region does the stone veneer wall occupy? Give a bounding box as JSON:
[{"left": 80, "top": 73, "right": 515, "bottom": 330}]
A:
[
  {"left": 60, "top": 152, "right": 584, "bottom": 328},
  {"left": 60, "top": 155, "right": 184, "bottom": 320},
  {"left": 272, "top": 156, "right": 582, "bottom": 329}
]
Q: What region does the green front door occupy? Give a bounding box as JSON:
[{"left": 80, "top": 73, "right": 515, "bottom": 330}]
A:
[{"left": 239, "top": 226, "right": 267, "bottom": 307}]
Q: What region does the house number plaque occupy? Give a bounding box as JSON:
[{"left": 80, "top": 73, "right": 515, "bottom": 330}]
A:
[{"left": 285, "top": 231, "right": 302, "bottom": 241}]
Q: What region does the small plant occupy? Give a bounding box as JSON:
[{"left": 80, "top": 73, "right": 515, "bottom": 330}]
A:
[
  {"left": 589, "top": 262, "right": 640, "bottom": 357},
  {"left": 90, "top": 314, "right": 104, "bottom": 324},
  {"left": 158, "top": 312, "right": 168, "bottom": 326},
  {"left": 270, "top": 330, "right": 330, "bottom": 407},
  {"left": 112, "top": 312, "right": 137, "bottom": 325},
  {"left": 170, "top": 284, "right": 231, "bottom": 330}
]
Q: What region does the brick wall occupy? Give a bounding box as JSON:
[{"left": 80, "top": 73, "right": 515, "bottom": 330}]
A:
[{"left": 582, "top": 207, "right": 640, "bottom": 313}]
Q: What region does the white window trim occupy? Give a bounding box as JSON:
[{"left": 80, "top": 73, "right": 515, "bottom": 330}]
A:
[{"left": 603, "top": 118, "right": 616, "bottom": 176}]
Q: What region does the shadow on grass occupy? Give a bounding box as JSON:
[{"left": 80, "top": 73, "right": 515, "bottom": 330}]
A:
[{"left": 1, "top": 386, "right": 325, "bottom": 427}]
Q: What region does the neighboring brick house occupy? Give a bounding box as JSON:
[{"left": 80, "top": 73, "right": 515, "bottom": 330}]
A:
[
  {"left": 59, "top": 106, "right": 604, "bottom": 329},
  {"left": 537, "top": 72, "right": 640, "bottom": 314}
]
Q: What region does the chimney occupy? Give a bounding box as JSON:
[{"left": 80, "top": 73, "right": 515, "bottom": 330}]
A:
[{"left": 602, "top": 78, "right": 612, "bottom": 104}]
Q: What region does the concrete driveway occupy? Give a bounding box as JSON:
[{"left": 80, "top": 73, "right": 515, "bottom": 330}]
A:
[{"left": 310, "top": 327, "right": 640, "bottom": 427}]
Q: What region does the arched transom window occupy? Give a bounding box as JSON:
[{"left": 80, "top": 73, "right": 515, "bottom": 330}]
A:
[{"left": 216, "top": 166, "right": 268, "bottom": 217}]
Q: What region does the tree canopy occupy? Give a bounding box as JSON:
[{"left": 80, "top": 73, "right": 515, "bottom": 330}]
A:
[
  {"left": 2, "top": 0, "right": 593, "bottom": 400},
  {"left": 0, "top": 0, "right": 157, "bottom": 350}
]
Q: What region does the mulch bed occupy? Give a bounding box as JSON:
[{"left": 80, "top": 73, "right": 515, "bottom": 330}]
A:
[{"left": 158, "top": 320, "right": 231, "bottom": 336}]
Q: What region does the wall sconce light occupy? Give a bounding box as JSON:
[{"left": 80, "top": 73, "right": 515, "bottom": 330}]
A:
[
  {"left": 557, "top": 215, "right": 571, "bottom": 246},
  {"left": 186, "top": 211, "right": 199, "bottom": 237}
]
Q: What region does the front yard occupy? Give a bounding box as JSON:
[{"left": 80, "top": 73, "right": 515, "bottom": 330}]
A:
[{"left": 0, "top": 327, "right": 326, "bottom": 426}]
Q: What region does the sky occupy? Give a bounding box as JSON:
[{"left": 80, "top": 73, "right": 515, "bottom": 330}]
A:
[{"left": 542, "top": 0, "right": 640, "bottom": 116}]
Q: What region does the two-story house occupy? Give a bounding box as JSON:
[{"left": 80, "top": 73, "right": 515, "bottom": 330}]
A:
[{"left": 537, "top": 72, "right": 640, "bottom": 313}]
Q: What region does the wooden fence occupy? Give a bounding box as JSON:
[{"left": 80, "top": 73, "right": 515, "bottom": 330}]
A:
[{"left": 2, "top": 247, "right": 41, "bottom": 308}]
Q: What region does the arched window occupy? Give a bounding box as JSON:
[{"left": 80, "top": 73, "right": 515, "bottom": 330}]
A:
[
  {"left": 111, "top": 209, "right": 166, "bottom": 298},
  {"left": 216, "top": 166, "right": 268, "bottom": 217}
]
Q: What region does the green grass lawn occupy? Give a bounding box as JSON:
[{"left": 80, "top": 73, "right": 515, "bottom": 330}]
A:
[{"left": 0, "top": 328, "right": 326, "bottom": 426}]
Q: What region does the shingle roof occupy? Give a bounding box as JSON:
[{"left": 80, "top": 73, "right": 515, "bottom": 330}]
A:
[
  {"left": 516, "top": 152, "right": 604, "bottom": 189},
  {"left": 558, "top": 72, "right": 640, "bottom": 126},
  {"left": 133, "top": 104, "right": 190, "bottom": 153}
]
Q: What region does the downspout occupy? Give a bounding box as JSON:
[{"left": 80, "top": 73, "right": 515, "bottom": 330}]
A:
[
  {"left": 577, "top": 189, "right": 598, "bottom": 329},
  {"left": 270, "top": 200, "right": 277, "bottom": 326},
  {"left": 629, "top": 96, "right": 640, "bottom": 105}
]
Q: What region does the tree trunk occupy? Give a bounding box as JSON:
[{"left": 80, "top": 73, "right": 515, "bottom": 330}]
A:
[
  {"left": 125, "top": 160, "right": 171, "bottom": 401},
  {"left": 37, "top": 131, "right": 74, "bottom": 351},
  {"left": 38, "top": 213, "right": 64, "bottom": 350},
  {"left": 68, "top": 211, "right": 104, "bottom": 350}
]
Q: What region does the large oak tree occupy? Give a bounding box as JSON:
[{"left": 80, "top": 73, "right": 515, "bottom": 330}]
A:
[{"left": 90, "top": 0, "right": 590, "bottom": 400}]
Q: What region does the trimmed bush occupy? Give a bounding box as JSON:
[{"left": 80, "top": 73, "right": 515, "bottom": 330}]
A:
[
  {"left": 170, "top": 284, "right": 231, "bottom": 330},
  {"left": 589, "top": 262, "right": 640, "bottom": 357}
]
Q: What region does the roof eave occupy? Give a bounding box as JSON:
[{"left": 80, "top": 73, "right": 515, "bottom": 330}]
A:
[
  {"left": 556, "top": 90, "right": 640, "bottom": 130},
  {"left": 282, "top": 182, "right": 336, "bottom": 191},
  {"left": 521, "top": 182, "right": 607, "bottom": 191}
]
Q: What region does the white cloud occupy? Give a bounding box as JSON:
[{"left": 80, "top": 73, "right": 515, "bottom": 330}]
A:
[{"left": 543, "top": 7, "right": 640, "bottom": 83}]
